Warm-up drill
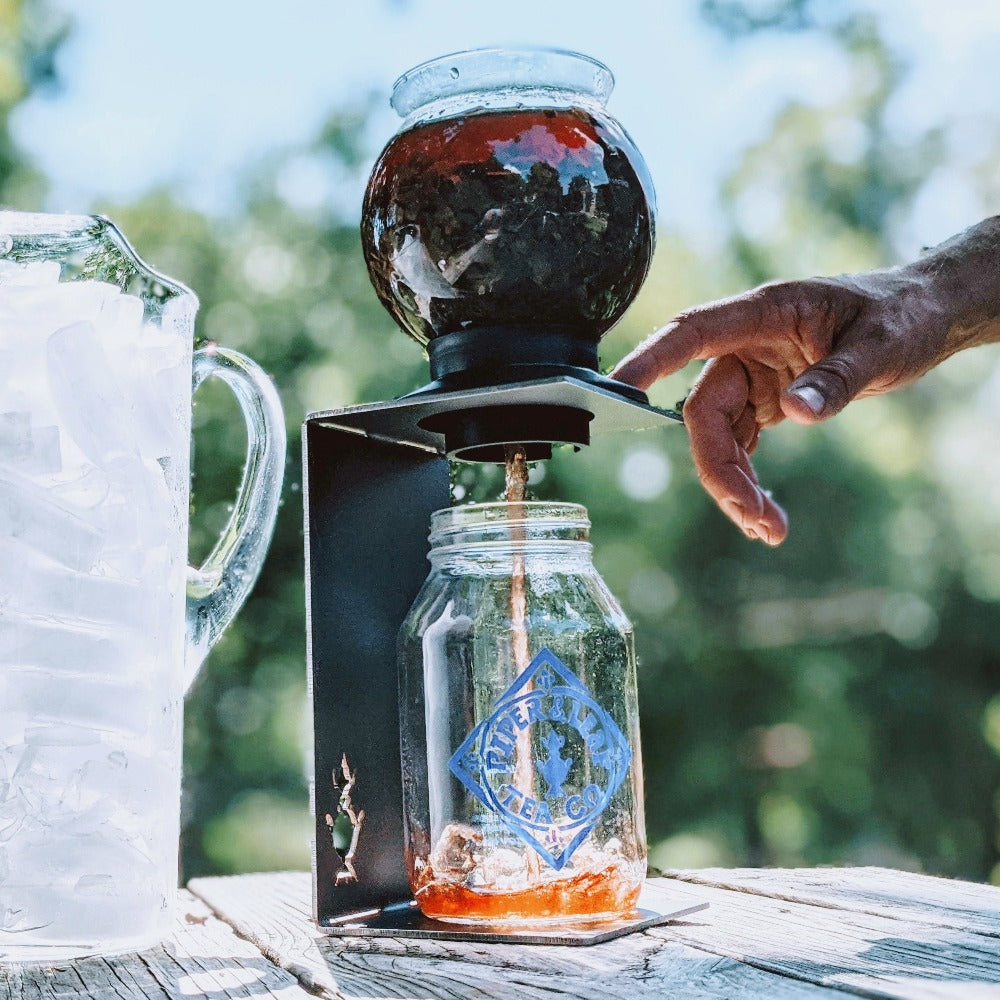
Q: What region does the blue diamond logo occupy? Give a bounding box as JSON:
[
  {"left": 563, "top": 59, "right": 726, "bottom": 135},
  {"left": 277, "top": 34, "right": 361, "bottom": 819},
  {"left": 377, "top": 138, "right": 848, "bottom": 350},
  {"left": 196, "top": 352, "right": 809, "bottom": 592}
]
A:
[{"left": 449, "top": 647, "right": 632, "bottom": 870}]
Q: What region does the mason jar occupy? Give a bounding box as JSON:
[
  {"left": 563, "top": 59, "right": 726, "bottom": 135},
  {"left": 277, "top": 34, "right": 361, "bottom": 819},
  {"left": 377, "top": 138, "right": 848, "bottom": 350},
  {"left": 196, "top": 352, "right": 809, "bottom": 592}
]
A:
[{"left": 398, "top": 501, "right": 646, "bottom": 924}]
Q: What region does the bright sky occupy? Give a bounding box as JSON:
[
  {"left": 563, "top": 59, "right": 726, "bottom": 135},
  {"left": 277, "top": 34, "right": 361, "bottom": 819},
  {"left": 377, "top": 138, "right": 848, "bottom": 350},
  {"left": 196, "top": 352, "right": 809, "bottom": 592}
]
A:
[{"left": 11, "top": 0, "right": 1000, "bottom": 254}]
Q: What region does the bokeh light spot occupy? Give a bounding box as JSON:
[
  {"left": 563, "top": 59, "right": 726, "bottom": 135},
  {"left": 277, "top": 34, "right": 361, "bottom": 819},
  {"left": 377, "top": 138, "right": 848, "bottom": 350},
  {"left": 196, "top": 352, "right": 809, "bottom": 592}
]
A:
[{"left": 618, "top": 446, "right": 671, "bottom": 501}]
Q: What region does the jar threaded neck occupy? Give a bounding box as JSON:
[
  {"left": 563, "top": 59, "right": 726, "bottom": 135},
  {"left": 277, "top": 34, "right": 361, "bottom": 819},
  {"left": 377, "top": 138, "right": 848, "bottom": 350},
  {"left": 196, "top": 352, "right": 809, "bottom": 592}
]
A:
[{"left": 429, "top": 501, "right": 590, "bottom": 553}]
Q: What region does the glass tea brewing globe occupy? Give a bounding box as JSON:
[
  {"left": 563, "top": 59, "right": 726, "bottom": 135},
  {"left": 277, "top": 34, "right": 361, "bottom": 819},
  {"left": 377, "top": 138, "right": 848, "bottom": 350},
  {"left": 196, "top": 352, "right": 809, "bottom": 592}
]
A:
[{"left": 361, "top": 48, "right": 656, "bottom": 387}]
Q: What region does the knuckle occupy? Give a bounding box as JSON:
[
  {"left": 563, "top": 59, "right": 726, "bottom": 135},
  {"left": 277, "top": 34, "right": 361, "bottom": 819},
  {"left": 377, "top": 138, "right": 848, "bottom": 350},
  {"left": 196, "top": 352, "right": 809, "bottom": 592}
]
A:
[
  {"left": 683, "top": 381, "right": 714, "bottom": 419},
  {"left": 674, "top": 305, "right": 713, "bottom": 341},
  {"left": 806, "top": 355, "right": 862, "bottom": 401},
  {"left": 753, "top": 281, "right": 827, "bottom": 341},
  {"left": 754, "top": 279, "right": 805, "bottom": 310},
  {"left": 695, "top": 465, "right": 714, "bottom": 489},
  {"left": 864, "top": 322, "right": 901, "bottom": 349},
  {"left": 682, "top": 395, "right": 708, "bottom": 423}
]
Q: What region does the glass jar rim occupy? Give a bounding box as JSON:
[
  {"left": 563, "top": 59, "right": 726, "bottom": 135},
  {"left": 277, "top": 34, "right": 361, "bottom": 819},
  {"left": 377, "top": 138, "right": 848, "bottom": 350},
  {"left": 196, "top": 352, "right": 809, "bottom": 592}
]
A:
[
  {"left": 430, "top": 501, "right": 590, "bottom": 544},
  {"left": 0, "top": 211, "right": 195, "bottom": 304},
  {"left": 0, "top": 210, "right": 101, "bottom": 236},
  {"left": 390, "top": 47, "right": 614, "bottom": 119}
]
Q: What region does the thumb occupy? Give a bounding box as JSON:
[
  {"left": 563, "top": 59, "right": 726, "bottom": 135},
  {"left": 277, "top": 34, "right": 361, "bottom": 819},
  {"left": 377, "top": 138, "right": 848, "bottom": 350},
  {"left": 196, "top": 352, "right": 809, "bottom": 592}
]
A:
[{"left": 780, "top": 336, "right": 883, "bottom": 425}]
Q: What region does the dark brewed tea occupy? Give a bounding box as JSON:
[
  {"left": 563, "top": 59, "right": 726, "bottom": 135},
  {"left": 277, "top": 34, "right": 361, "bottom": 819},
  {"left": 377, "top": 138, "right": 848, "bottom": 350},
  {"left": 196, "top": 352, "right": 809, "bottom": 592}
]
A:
[{"left": 362, "top": 107, "right": 655, "bottom": 346}]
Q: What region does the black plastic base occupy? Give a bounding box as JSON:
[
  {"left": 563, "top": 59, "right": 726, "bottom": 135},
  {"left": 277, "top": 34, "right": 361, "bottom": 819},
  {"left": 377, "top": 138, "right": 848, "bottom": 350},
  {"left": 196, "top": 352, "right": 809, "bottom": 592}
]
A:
[
  {"left": 419, "top": 404, "right": 593, "bottom": 462},
  {"left": 426, "top": 327, "right": 602, "bottom": 386}
]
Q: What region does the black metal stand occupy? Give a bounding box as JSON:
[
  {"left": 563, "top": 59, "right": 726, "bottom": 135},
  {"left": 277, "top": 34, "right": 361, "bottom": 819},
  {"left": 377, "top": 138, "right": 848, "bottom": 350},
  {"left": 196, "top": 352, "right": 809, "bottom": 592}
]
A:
[{"left": 304, "top": 376, "right": 686, "bottom": 944}]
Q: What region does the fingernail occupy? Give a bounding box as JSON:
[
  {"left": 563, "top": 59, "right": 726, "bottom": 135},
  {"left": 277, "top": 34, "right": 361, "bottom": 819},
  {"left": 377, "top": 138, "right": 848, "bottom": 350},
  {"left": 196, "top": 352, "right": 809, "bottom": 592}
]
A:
[
  {"left": 790, "top": 385, "right": 825, "bottom": 415},
  {"left": 746, "top": 527, "right": 758, "bottom": 541}
]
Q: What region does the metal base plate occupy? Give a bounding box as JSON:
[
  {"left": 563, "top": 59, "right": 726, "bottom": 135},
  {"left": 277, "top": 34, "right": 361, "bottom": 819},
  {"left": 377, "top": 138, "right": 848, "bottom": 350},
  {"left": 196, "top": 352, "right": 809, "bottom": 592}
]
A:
[
  {"left": 306, "top": 375, "right": 682, "bottom": 455},
  {"left": 320, "top": 894, "right": 708, "bottom": 947}
]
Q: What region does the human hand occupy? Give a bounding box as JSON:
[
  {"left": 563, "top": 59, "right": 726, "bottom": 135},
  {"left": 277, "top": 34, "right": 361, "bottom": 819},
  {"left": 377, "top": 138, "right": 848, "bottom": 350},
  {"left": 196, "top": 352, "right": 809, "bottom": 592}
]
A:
[{"left": 611, "top": 268, "right": 954, "bottom": 544}]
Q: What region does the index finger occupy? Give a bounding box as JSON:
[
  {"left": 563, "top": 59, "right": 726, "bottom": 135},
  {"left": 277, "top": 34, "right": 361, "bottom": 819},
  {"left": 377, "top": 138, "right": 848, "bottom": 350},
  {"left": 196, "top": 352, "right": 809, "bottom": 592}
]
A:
[{"left": 611, "top": 290, "right": 774, "bottom": 390}]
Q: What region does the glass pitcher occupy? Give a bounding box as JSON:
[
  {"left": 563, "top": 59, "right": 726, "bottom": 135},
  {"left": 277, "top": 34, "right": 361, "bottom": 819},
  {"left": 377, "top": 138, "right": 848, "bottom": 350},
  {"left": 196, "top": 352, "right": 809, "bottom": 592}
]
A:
[
  {"left": 0, "top": 212, "right": 285, "bottom": 960},
  {"left": 399, "top": 502, "right": 646, "bottom": 924}
]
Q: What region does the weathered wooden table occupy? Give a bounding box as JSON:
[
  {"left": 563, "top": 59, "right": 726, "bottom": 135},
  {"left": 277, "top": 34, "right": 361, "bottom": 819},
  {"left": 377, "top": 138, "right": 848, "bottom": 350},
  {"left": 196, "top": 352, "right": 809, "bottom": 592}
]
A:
[{"left": 3, "top": 868, "right": 999, "bottom": 998}]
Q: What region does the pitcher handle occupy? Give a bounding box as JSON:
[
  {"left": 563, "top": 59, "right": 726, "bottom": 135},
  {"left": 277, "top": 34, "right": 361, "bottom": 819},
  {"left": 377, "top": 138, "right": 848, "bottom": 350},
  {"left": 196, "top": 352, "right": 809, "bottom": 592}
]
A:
[{"left": 184, "top": 345, "right": 286, "bottom": 692}]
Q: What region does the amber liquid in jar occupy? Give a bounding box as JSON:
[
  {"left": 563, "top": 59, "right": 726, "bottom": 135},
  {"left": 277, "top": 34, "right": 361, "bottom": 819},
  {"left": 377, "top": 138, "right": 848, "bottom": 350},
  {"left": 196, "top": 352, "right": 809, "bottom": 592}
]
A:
[
  {"left": 361, "top": 108, "right": 655, "bottom": 345},
  {"left": 414, "top": 862, "right": 642, "bottom": 923}
]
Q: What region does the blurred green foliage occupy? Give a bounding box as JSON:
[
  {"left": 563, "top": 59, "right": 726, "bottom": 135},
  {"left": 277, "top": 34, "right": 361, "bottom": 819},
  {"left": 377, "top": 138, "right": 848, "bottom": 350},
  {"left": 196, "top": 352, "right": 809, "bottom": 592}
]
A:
[
  {"left": 4, "top": 1, "right": 1000, "bottom": 882},
  {"left": 0, "top": 0, "right": 68, "bottom": 207}
]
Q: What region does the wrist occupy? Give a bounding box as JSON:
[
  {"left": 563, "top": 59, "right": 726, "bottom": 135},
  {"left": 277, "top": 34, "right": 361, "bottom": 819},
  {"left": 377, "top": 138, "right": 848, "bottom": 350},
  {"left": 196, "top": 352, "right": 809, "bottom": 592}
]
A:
[{"left": 910, "top": 215, "right": 1000, "bottom": 357}]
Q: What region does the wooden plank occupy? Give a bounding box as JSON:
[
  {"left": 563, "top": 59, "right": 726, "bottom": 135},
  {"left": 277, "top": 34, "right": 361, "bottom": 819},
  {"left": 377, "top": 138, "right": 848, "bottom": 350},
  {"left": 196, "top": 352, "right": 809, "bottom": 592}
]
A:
[
  {"left": 641, "top": 877, "right": 1000, "bottom": 1000},
  {"left": 189, "top": 870, "right": 852, "bottom": 999},
  {"left": 0, "top": 889, "right": 314, "bottom": 1000},
  {"left": 665, "top": 867, "right": 1000, "bottom": 939}
]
